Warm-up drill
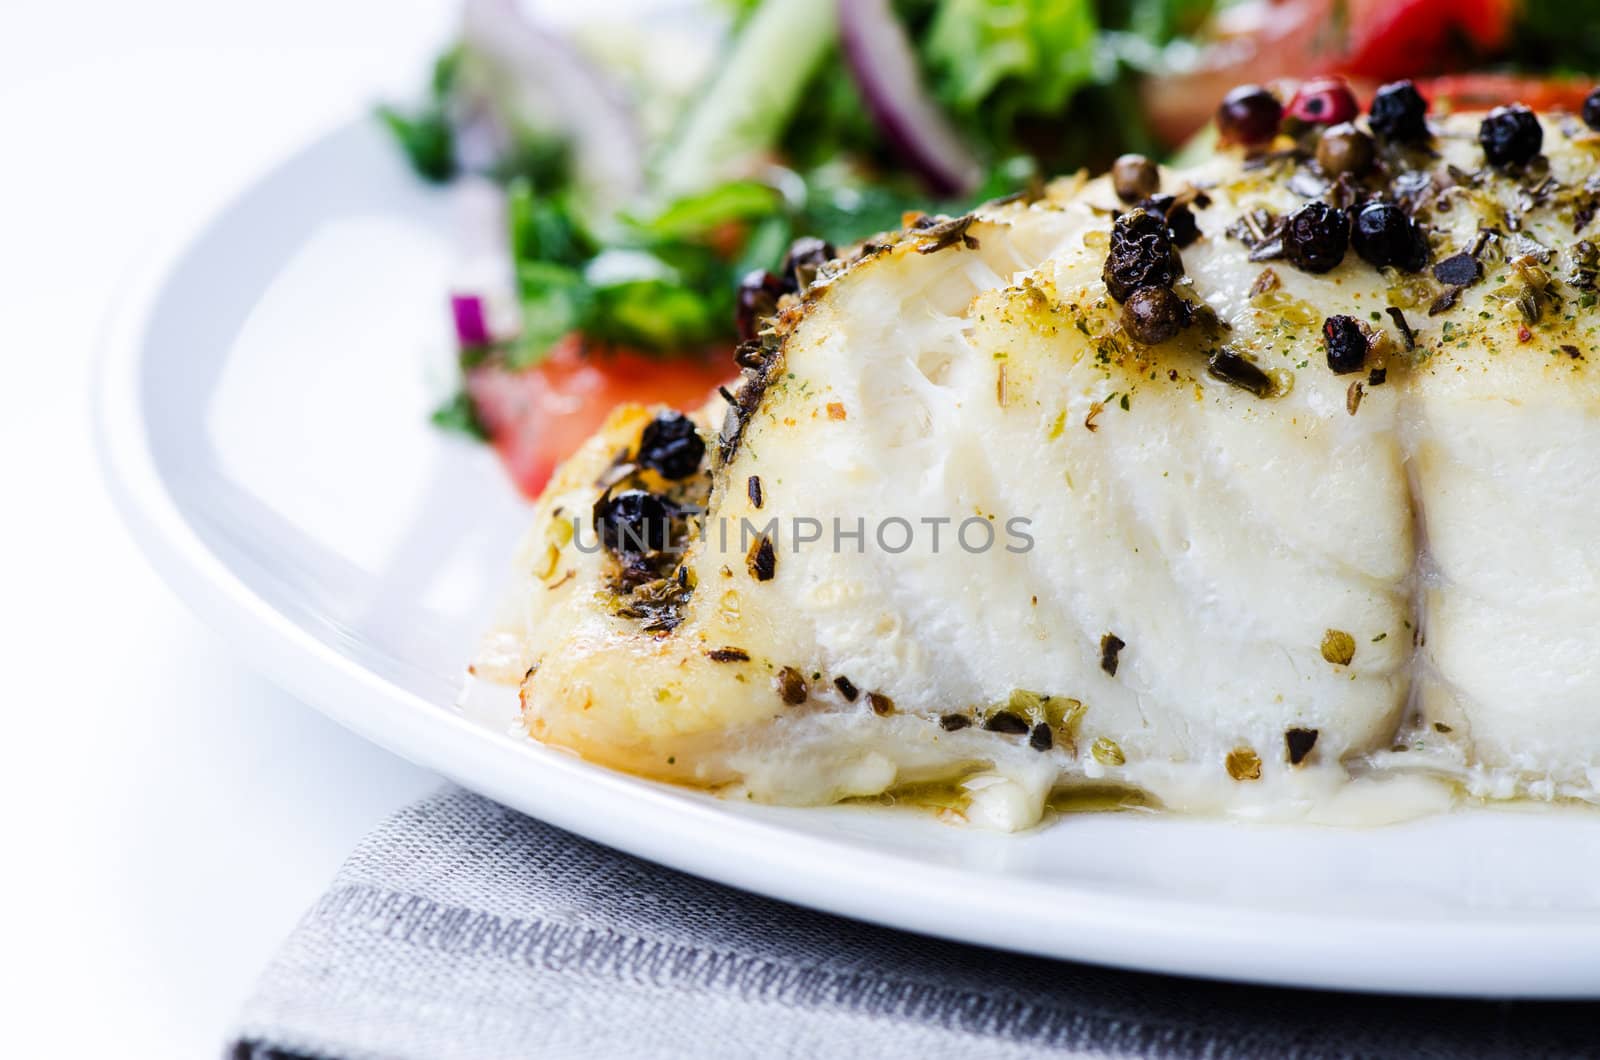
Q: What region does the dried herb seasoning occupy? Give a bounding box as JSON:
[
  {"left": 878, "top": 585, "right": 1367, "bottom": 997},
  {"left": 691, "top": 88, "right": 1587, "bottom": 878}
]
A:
[
  {"left": 735, "top": 271, "right": 787, "bottom": 342},
  {"left": 1346, "top": 380, "right": 1365, "bottom": 415},
  {"left": 1091, "top": 737, "right": 1126, "bottom": 766},
  {"left": 611, "top": 574, "right": 691, "bottom": 633},
  {"left": 984, "top": 711, "right": 1030, "bottom": 735},
  {"left": 915, "top": 214, "right": 979, "bottom": 254},
  {"left": 781, "top": 236, "right": 835, "bottom": 290},
  {"left": 775, "top": 666, "right": 808, "bottom": 705},
  {"left": 1385, "top": 306, "right": 1415, "bottom": 350},
  {"left": 1207, "top": 348, "right": 1275, "bottom": 397},
  {"left": 747, "top": 534, "right": 776, "bottom": 581},
  {"left": 1433, "top": 252, "right": 1482, "bottom": 287},
  {"left": 1100, "top": 633, "right": 1125, "bottom": 676}
]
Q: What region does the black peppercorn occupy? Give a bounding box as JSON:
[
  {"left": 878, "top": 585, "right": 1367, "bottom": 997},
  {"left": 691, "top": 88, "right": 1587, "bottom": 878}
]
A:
[
  {"left": 1351, "top": 201, "right": 1429, "bottom": 272},
  {"left": 781, "top": 236, "right": 835, "bottom": 290},
  {"left": 1102, "top": 208, "right": 1183, "bottom": 302},
  {"left": 636, "top": 411, "right": 705, "bottom": 480},
  {"left": 1137, "top": 194, "right": 1200, "bottom": 247},
  {"left": 1368, "top": 80, "right": 1429, "bottom": 142},
  {"left": 1316, "top": 122, "right": 1374, "bottom": 177},
  {"left": 1283, "top": 201, "right": 1349, "bottom": 274},
  {"left": 1121, "top": 286, "right": 1186, "bottom": 345},
  {"left": 735, "top": 269, "right": 786, "bottom": 341},
  {"left": 1585, "top": 88, "right": 1600, "bottom": 132},
  {"left": 594, "top": 489, "right": 673, "bottom": 558},
  {"left": 1322, "top": 315, "right": 1369, "bottom": 374},
  {"left": 1112, "top": 154, "right": 1160, "bottom": 203},
  {"left": 1216, "top": 84, "right": 1283, "bottom": 146},
  {"left": 1479, "top": 104, "right": 1543, "bottom": 168}
]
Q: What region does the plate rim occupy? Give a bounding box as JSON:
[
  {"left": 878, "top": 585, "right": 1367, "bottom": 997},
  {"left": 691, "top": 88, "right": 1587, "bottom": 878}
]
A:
[{"left": 93, "top": 118, "right": 1600, "bottom": 999}]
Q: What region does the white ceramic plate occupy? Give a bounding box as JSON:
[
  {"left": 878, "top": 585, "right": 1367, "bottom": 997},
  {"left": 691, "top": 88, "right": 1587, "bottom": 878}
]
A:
[{"left": 96, "top": 118, "right": 1600, "bottom": 998}]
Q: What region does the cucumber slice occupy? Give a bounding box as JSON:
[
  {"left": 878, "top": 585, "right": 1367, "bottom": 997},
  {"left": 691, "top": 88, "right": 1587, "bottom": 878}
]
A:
[{"left": 653, "top": 0, "right": 838, "bottom": 198}]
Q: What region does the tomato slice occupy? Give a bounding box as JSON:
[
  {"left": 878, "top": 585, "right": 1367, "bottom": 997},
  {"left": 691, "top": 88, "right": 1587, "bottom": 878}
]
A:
[
  {"left": 1417, "top": 73, "right": 1598, "bottom": 114},
  {"left": 1340, "top": 0, "right": 1514, "bottom": 82},
  {"left": 467, "top": 336, "right": 735, "bottom": 498},
  {"left": 1141, "top": 0, "right": 1518, "bottom": 145}
]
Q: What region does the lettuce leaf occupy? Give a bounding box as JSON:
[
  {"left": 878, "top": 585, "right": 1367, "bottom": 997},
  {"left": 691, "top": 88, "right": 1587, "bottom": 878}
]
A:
[
  {"left": 923, "top": 0, "right": 1100, "bottom": 119},
  {"left": 376, "top": 48, "right": 463, "bottom": 183}
]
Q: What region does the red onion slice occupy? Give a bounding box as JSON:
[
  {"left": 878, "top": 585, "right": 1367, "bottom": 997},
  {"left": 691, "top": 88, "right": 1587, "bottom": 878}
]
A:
[
  {"left": 451, "top": 294, "right": 492, "bottom": 350},
  {"left": 838, "top": 0, "right": 982, "bottom": 198},
  {"left": 460, "top": 0, "right": 643, "bottom": 213},
  {"left": 448, "top": 177, "right": 516, "bottom": 350}
]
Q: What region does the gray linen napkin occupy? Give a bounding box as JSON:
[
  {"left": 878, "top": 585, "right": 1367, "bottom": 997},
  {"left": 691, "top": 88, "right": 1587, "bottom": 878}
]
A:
[{"left": 231, "top": 786, "right": 1597, "bottom": 1060}]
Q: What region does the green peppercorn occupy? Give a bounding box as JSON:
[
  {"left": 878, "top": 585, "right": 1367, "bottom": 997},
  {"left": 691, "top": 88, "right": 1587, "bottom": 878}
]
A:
[
  {"left": 1316, "top": 122, "right": 1374, "bottom": 177},
  {"left": 1120, "top": 286, "right": 1186, "bottom": 345},
  {"left": 1111, "top": 154, "right": 1160, "bottom": 204},
  {"left": 1216, "top": 84, "right": 1283, "bottom": 146}
]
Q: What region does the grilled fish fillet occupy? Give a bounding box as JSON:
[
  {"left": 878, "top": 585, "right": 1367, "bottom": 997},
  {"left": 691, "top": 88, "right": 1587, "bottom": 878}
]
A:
[{"left": 478, "top": 108, "right": 1600, "bottom": 828}]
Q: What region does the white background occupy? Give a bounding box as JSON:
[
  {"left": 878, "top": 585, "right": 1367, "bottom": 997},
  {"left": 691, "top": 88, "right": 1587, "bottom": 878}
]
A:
[{"left": 0, "top": 1, "right": 483, "bottom": 1054}]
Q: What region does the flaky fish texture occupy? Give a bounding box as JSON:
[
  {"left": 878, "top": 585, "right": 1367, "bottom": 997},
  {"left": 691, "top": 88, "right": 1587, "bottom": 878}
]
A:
[{"left": 478, "top": 109, "right": 1600, "bottom": 829}]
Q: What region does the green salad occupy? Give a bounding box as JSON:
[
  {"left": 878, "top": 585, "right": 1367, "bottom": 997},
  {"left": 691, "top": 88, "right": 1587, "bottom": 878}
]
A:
[{"left": 382, "top": 0, "right": 1214, "bottom": 371}]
